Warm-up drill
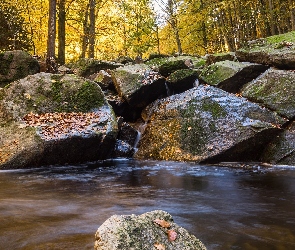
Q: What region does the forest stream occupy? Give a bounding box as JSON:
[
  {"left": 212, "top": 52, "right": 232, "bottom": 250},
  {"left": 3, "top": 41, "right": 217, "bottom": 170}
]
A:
[{"left": 0, "top": 159, "right": 295, "bottom": 250}]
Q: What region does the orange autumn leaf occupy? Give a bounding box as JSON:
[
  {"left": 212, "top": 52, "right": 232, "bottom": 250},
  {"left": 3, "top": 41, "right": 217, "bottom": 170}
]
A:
[
  {"left": 153, "top": 219, "right": 171, "bottom": 228},
  {"left": 167, "top": 229, "right": 177, "bottom": 241},
  {"left": 154, "top": 243, "right": 165, "bottom": 250}
]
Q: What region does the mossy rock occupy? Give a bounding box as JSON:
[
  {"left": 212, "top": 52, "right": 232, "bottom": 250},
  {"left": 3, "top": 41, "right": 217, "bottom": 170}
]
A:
[
  {"left": 158, "top": 60, "right": 188, "bottom": 77},
  {"left": 112, "top": 64, "right": 166, "bottom": 108},
  {"left": 136, "top": 85, "right": 284, "bottom": 163},
  {"left": 0, "top": 73, "right": 118, "bottom": 169},
  {"left": 166, "top": 69, "right": 199, "bottom": 95},
  {"left": 199, "top": 60, "right": 269, "bottom": 93},
  {"left": 94, "top": 210, "right": 207, "bottom": 250},
  {"left": 242, "top": 68, "right": 295, "bottom": 119},
  {"left": 262, "top": 121, "right": 295, "bottom": 165},
  {"left": 236, "top": 31, "right": 295, "bottom": 69},
  {"left": 67, "top": 58, "right": 123, "bottom": 78},
  {"left": 0, "top": 50, "right": 40, "bottom": 87},
  {"left": 205, "top": 52, "right": 236, "bottom": 66}
]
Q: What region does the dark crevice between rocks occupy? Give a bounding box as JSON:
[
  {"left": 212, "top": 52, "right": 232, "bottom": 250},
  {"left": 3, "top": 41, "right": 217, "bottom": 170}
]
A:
[{"left": 201, "top": 128, "right": 281, "bottom": 164}]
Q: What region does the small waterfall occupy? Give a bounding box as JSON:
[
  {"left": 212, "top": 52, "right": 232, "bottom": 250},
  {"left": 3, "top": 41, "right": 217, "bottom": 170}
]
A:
[
  {"left": 194, "top": 78, "right": 199, "bottom": 87},
  {"left": 165, "top": 81, "right": 171, "bottom": 96}
]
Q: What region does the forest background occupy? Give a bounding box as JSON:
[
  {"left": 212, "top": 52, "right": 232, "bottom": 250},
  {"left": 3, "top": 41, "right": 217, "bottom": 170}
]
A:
[{"left": 0, "top": 0, "right": 294, "bottom": 64}]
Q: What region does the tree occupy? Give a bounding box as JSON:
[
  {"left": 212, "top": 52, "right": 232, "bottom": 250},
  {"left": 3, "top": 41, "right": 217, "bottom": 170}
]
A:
[
  {"left": 47, "top": 0, "right": 57, "bottom": 72},
  {"left": 0, "top": 2, "right": 31, "bottom": 51},
  {"left": 58, "top": 0, "right": 66, "bottom": 64}
]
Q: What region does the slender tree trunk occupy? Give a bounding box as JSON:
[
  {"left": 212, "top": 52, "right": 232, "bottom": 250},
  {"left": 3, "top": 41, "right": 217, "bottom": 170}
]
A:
[
  {"left": 47, "top": 0, "right": 56, "bottom": 58},
  {"left": 167, "top": 0, "right": 182, "bottom": 54},
  {"left": 47, "top": 0, "right": 57, "bottom": 72},
  {"left": 88, "top": 0, "right": 95, "bottom": 58},
  {"left": 58, "top": 0, "right": 65, "bottom": 65},
  {"left": 268, "top": 0, "right": 276, "bottom": 35},
  {"left": 81, "top": 4, "right": 90, "bottom": 58},
  {"left": 289, "top": 0, "right": 295, "bottom": 30}
]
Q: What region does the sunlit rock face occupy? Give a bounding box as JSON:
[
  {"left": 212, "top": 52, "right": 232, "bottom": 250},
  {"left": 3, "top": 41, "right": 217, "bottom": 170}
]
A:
[
  {"left": 199, "top": 60, "right": 269, "bottom": 94},
  {"left": 0, "top": 50, "right": 40, "bottom": 87},
  {"left": 136, "top": 85, "right": 285, "bottom": 163},
  {"left": 112, "top": 64, "right": 166, "bottom": 108},
  {"left": 0, "top": 73, "right": 118, "bottom": 169},
  {"left": 94, "top": 210, "right": 207, "bottom": 250},
  {"left": 242, "top": 68, "right": 295, "bottom": 120}
]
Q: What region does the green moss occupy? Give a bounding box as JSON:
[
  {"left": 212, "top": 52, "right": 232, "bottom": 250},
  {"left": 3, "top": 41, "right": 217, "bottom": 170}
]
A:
[
  {"left": 115, "top": 70, "right": 142, "bottom": 96},
  {"left": 73, "top": 81, "right": 105, "bottom": 112},
  {"left": 0, "top": 53, "right": 14, "bottom": 75},
  {"left": 201, "top": 98, "right": 227, "bottom": 119},
  {"left": 200, "top": 61, "right": 238, "bottom": 86},
  {"left": 167, "top": 69, "right": 198, "bottom": 83},
  {"left": 266, "top": 31, "right": 295, "bottom": 44}
]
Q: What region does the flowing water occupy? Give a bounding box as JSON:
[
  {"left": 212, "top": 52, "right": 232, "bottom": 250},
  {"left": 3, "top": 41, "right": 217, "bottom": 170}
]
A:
[{"left": 0, "top": 159, "right": 295, "bottom": 250}]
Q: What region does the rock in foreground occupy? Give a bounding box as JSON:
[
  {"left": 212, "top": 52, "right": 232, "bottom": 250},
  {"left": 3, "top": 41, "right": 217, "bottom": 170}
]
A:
[
  {"left": 94, "top": 210, "right": 206, "bottom": 250},
  {"left": 136, "top": 85, "right": 284, "bottom": 163},
  {"left": 0, "top": 73, "right": 117, "bottom": 169}
]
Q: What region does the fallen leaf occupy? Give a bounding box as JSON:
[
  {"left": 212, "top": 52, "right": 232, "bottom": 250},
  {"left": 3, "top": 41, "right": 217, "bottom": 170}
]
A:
[
  {"left": 154, "top": 219, "right": 171, "bottom": 228},
  {"left": 154, "top": 243, "right": 165, "bottom": 250},
  {"left": 167, "top": 229, "right": 177, "bottom": 241}
]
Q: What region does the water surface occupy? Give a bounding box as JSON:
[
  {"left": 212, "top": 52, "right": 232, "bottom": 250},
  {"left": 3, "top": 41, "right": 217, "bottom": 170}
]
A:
[{"left": 0, "top": 160, "right": 295, "bottom": 249}]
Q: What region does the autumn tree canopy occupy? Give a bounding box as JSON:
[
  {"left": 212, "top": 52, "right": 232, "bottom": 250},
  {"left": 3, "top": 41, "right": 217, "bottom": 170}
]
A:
[{"left": 0, "top": 0, "right": 294, "bottom": 62}]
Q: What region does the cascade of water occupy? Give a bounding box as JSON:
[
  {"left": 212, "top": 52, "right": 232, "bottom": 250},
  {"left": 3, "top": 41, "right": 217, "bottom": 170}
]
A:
[{"left": 165, "top": 81, "right": 171, "bottom": 96}]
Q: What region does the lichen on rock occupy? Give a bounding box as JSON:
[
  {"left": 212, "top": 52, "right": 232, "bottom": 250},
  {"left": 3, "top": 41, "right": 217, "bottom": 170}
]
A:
[{"left": 94, "top": 210, "right": 207, "bottom": 250}]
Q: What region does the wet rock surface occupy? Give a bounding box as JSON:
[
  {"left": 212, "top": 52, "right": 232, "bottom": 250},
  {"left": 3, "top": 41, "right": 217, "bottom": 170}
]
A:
[
  {"left": 0, "top": 50, "right": 40, "bottom": 87},
  {"left": 94, "top": 210, "right": 207, "bottom": 250},
  {"left": 0, "top": 73, "right": 118, "bottom": 169},
  {"left": 136, "top": 85, "right": 284, "bottom": 162}
]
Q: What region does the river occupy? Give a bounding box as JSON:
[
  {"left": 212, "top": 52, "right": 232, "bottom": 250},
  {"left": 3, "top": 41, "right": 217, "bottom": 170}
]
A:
[{"left": 0, "top": 159, "right": 295, "bottom": 250}]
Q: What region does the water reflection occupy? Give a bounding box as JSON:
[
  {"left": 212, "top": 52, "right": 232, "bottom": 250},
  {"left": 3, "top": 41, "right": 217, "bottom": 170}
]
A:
[{"left": 0, "top": 160, "right": 295, "bottom": 249}]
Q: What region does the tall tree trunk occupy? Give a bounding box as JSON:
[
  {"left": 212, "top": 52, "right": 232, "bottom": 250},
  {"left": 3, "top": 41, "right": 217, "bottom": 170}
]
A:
[
  {"left": 47, "top": 0, "right": 57, "bottom": 72},
  {"left": 58, "top": 0, "right": 65, "bottom": 65},
  {"left": 81, "top": 4, "right": 90, "bottom": 58},
  {"left": 289, "top": 0, "right": 295, "bottom": 31},
  {"left": 268, "top": 0, "right": 276, "bottom": 35},
  {"left": 167, "top": 0, "right": 182, "bottom": 54},
  {"left": 88, "top": 0, "right": 95, "bottom": 58}
]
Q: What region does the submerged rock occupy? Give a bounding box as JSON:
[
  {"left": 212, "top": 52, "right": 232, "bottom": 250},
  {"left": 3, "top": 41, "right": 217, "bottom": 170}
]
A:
[
  {"left": 94, "top": 210, "right": 207, "bottom": 250},
  {"left": 262, "top": 121, "right": 295, "bottom": 165},
  {"left": 0, "top": 73, "right": 118, "bottom": 169},
  {"left": 112, "top": 64, "right": 166, "bottom": 108},
  {"left": 112, "top": 139, "right": 135, "bottom": 158},
  {"left": 199, "top": 60, "right": 269, "bottom": 93},
  {"left": 136, "top": 85, "right": 284, "bottom": 163},
  {"left": 0, "top": 50, "right": 40, "bottom": 87},
  {"left": 242, "top": 68, "right": 295, "bottom": 120}
]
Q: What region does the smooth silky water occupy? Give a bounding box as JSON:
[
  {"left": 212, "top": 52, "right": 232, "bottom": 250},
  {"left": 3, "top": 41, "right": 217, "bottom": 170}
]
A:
[{"left": 0, "top": 159, "right": 295, "bottom": 250}]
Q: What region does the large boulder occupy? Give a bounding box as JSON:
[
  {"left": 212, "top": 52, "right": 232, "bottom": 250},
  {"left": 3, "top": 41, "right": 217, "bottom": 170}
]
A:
[
  {"left": 67, "top": 58, "right": 123, "bottom": 78},
  {"left": 0, "top": 50, "right": 40, "bottom": 87},
  {"left": 241, "top": 68, "right": 295, "bottom": 120},
  {"left": 158, "top": 60, "right": 189, "bottom": 77},
  {"left": 0, "top": 73, "right": 118, "bottom": 169},
  {"left": 136, "top": 85, "right": 285, "bottom": 163},
  {"left": 236, "top": 31, "right": 295, "bottom": 69},
  {"left": 94, "top": 210, "right": 207, "bottom": 250},
  {"left": 205, "top": 52, "right": 236, "bottom": 66},
  {"left": 199, "top": 60, "right": 269, "bottom": 93},
  {"left": 112, "top": 64, "right": 166, "bottom": 108},
  {"left": 166, "top": 69, "right": 199, "bottom": 95},
  {"left": 262, "top": 121, "right": 295, "bottom": 165}
]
